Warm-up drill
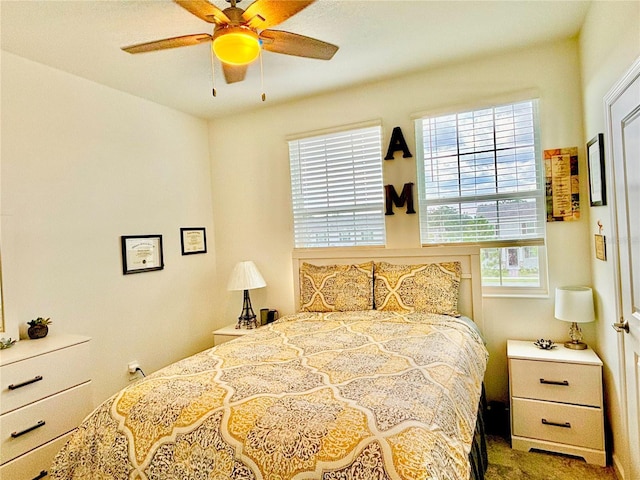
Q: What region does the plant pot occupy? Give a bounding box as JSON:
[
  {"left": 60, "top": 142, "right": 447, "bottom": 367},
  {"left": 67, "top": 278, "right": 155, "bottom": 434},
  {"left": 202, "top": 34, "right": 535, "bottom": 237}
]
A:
[{"left": 28, "top": 325, "right": 49, "bottom": 339}]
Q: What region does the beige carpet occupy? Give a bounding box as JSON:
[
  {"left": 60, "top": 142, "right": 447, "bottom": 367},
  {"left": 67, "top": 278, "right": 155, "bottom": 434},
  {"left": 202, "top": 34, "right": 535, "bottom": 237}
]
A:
[{"left": 485, "top": 435, "right": 618, "bottom": 480}]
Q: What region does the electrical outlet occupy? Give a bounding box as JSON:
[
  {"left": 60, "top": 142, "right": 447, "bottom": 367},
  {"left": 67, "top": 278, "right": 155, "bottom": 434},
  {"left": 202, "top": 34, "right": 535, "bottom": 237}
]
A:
[{"left": 128, "top": 361, "right": 140, "bottom": 374}]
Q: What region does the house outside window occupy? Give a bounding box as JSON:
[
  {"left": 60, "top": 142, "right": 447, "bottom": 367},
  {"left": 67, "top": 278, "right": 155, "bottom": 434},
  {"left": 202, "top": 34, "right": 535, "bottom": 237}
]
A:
[
  {"left": 288, "top": 124, "right": 386, "bottom": 248},
  {"left": 415, "top": 99, "right": 547, "bottom": 293}
]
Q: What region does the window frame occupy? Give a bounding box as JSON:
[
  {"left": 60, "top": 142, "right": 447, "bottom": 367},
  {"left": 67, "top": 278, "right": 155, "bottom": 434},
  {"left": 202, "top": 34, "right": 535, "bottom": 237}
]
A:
[
  {"left": 288, "top": 122, "right": 386, "bottom": 249},
  {"left": 414, "top": 98, "right": 548, "bottom": 295}
]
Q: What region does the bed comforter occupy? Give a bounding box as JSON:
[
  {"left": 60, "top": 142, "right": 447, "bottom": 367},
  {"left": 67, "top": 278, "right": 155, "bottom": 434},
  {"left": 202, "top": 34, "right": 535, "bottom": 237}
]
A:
[{"left": 51, "top": 311, "right": 488, "bottom": 480}]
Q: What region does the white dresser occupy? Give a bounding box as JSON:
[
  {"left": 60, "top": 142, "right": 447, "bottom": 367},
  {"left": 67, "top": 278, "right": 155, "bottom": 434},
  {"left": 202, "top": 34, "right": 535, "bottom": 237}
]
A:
[
  {"left": 507, "top": 339, "right": 605, "bottom": 466},
  {"left": 0, "top": 334, "right": 92, "bottom": 480}
]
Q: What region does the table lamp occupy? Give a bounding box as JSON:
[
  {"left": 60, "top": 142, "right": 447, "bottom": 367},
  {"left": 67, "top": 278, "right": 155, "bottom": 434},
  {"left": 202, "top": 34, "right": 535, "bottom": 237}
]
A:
[
  {"left": 227, "top": 260, "right": 266, "bottom": 329},
  {"left": 554, "top": 286, "right": 595, "bottom": 350}
]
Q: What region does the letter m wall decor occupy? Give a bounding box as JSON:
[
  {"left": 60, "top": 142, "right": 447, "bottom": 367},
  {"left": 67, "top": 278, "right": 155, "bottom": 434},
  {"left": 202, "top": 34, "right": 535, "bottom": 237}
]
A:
[{"left": 385, "top": 183, "right": 416, "bottom": 215}]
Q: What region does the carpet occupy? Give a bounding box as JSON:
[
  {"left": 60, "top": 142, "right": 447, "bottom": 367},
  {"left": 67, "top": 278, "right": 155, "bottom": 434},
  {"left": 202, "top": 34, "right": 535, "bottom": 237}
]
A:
[{"left": 485, "top": 435, "right": 618, "bottom": 480}]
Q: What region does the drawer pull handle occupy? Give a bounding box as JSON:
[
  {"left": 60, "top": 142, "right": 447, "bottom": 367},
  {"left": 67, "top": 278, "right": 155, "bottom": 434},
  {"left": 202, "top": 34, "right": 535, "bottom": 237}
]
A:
[
  {"left": 32, "top": 470, "right": 48, "bottom": 480},
  {"left": 539, "top": 378, "right": 569, "bottom": 386},
  {"left": 8, "top": 375, "right": 44, "bottom": 390},
  {"left": 11, "top": 420, "right": 46, "bottom": 438},
  {"left": 541, "top": 418, "right": 571, "bottom": 428}
]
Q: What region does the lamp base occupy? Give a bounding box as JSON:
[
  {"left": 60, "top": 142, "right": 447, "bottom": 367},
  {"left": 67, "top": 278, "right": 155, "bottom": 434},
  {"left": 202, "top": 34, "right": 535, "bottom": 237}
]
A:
[
  {"left": 236, "top": 315, "right": 257, "bottom": 330},
  {"left": 564, "top": 321, "right": 587, "bottom": 350},
  {"left": 235, "top": 289, "right": 258, "bottom": 330},
  {"left": 564, "top": 340, "right": 588, "bottom": 350}
]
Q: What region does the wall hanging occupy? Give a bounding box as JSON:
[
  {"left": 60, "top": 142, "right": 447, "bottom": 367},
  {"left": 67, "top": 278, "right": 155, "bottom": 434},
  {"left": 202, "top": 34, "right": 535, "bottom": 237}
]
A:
[
  {"left": 595, "top": 220, "right": 607, "bottom": 261},
  {"left": 121, "top": 235, "right": 164, "bottom": 274},
  {"left": 180, "top": 227, "right": 207, "bottom": 255},
  {"left": 385, "top": 183, "right": 416, "bottom": 215},
  {"left": 544, "top": 146, "right": 580, "bottom": 221},
  {"left": 587, "top": 133, "right": 606, "bottom": 206},
  {"left": 384, "top": 126, "right": 413, "bottom": 160}
]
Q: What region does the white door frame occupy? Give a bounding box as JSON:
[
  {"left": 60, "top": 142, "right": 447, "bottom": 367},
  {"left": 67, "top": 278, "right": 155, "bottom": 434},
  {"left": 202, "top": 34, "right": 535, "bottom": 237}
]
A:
[{"left": 604, "top": 55, "right": 640, "bottom": 480}]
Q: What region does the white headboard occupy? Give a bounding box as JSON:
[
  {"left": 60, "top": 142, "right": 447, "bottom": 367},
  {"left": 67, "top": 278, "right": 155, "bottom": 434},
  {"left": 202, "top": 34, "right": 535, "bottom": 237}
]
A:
[{"left": 292, "top": 246, "right": 484, "bottom": 333}]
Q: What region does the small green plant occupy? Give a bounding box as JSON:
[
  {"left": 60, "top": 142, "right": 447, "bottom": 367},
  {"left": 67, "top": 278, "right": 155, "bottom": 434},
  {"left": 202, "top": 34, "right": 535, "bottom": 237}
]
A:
[{"left": 27, "top": 317, "right": 52, "bottom": 327}]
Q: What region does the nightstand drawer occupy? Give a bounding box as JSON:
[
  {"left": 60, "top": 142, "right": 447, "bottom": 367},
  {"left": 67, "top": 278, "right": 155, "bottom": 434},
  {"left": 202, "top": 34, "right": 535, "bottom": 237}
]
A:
[
  {"left": 512, "top": 398, "right": 604, "bottom": 450},
  {"left": 0, "top": 431, "right": 72, "bottom": 480},
  {"left": 214, "top": 334, "right": 239, "bottom": 345},
  {"left": 1, "top": 342, "right": 91, "bottom": 415},
  {"left": 510, "top": 358, "right": 601, "bottom": 407},
  {"left": 1, "top": 382, "right": 91, "bottom": 464}
]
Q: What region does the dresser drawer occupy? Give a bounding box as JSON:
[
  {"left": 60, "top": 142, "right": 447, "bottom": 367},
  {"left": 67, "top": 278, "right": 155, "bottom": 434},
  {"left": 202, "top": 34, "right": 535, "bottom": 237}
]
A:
[
  {"left": 509, "top": 358, "right": 602, "bottom": 407},
  {"left": 1, "top": 382, "right": 91, "bottom": 464},
  {"left": 0, "top": 431, "right": 72, "bottom": 480},
  {"left": 512, "top": 397, "right": 604, "bottom": 450},
  {"left": 1, "top": 342, "right": 91, "bottom": 415}
]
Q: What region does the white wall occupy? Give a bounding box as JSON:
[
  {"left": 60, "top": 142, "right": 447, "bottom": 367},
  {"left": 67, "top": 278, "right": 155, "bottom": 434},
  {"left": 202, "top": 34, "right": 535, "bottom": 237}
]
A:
[
  {"left": 1, "top": 52, "right": 218, "bottom": 403},
  {"left": 209, "top": 39, "right": 592, "bottom": 403},
  {"left": 579, "top": 1, "right": 640, "bottom": 477}
]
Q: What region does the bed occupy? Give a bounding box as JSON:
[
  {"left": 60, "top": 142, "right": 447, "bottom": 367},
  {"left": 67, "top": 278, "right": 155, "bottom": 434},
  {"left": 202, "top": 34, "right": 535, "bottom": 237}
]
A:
[{"left": 51, "top": 247, "right": 488, "bottom": 480}]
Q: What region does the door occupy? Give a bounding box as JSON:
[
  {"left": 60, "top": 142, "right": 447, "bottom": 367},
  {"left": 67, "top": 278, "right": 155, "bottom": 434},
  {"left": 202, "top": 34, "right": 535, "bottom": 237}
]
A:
[{"left": 607, "top": 57, "right": 640, "bottom": 480}]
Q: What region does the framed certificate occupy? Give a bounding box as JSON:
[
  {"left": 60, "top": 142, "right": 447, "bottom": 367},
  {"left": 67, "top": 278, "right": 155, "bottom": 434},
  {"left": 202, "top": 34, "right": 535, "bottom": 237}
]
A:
[
  {"left": 180, "top": 227, "right": 207, "bottom": 255},
  {"left": 121, "top": 235, "right": 164, "bottom": 274}
]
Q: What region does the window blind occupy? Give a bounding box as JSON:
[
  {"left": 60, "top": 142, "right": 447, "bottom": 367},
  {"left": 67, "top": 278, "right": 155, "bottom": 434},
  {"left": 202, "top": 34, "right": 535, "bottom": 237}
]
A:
[
  {"left": 415, "top": 100, "right": 545, "bottom": 245},
  {"left": 289, "top": 125, "right": 385, "bottom": 248}
]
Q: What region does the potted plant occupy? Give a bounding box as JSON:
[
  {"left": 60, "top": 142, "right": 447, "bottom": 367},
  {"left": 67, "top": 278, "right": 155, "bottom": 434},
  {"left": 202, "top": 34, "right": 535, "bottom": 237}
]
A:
[{"left": 27, "top": 317, "right": 52, "bottom": 339}]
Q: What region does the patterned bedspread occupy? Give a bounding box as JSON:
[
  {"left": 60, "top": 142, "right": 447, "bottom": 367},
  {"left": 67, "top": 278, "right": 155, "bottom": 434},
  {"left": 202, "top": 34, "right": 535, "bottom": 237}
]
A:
[{"left": 51, "top": 311, "right": 488, "bottom": 480}]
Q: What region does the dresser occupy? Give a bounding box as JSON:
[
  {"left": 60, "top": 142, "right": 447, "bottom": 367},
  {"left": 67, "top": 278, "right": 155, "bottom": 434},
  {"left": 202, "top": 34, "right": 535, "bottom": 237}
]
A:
[
  {"left": 507, "top": 339, "right": 605, "bottom": 466},
  {"left": 0, "top": 334, "right": 92, "bottom": 480}
]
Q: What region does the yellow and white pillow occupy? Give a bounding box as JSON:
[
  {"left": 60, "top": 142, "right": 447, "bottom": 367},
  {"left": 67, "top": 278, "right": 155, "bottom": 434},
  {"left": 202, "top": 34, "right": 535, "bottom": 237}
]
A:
[
  {"left": 300, "top": 262, "right": 373, "bottom": 312},
  {"left": 373, "top": 261, "right": 461, "bottom": 316}
]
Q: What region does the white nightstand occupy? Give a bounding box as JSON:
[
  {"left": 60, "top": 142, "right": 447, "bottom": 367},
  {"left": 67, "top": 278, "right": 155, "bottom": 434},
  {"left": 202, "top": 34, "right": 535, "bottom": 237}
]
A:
[
  {"left": 0, "top": 334, "right": 92, "bottom": 480},
  {"left": 213, "top": 323, "right": 261, "bottom": 346},
  {"left": 507, "top": 339, "right": 605, "bottom": 466}
]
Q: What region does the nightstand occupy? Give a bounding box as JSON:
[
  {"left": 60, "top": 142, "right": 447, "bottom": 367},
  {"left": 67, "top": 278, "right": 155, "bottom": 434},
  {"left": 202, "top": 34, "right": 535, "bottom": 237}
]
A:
[
  {"left": 213, "top": 323, "right": 260, "bottom": 346},
  {"left": 507, "top": 339, "right": 605, "bottom": 466},
  {"left": 0, "top": 334, "right": 92, "bottom": 480}
]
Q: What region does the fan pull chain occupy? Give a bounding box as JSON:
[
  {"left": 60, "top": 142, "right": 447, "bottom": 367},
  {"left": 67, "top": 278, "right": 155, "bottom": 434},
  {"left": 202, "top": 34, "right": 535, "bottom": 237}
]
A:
[
  {"left": 210, "top": 47, "right": 217, "bottom": 97},
  {"left": 259, "top": 47, "right": 266, "bottom": 102}
]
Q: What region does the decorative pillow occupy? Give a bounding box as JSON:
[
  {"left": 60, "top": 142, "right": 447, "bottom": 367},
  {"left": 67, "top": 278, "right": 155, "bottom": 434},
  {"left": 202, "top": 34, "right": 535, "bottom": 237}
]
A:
[
  {"left": 373, "top": 261, "right": 461, "bottom": 316},
  {"left": 300, "top": 262, "right": 374, "bottom": 312}
]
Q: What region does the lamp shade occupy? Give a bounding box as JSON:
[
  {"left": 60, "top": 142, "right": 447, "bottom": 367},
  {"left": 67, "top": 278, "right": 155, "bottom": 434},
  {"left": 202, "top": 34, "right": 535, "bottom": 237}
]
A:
[
  {"left": 554, "top": 286, "right": 595, "bottom": 324},
  {"left": 227, "top": 261, "right": 266, "bottom": 291}
]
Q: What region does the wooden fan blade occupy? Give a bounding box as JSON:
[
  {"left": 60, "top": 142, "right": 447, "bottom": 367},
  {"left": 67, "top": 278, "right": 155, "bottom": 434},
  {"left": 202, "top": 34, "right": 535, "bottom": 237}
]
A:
[
  {"left": 260, "top": 30, "right": 338, "bottom": 60},
  {"left": 222, "top": 63, "right": 248, "bottom": 84},
  {"left": 122, "top": 34, "right": 212, "bottom": 54},
  {"left": 242, "top": 0, "right": 315, "bottom": 30},
  {"left": 174, "top": 0, "right": 230, "bottom": 24}
]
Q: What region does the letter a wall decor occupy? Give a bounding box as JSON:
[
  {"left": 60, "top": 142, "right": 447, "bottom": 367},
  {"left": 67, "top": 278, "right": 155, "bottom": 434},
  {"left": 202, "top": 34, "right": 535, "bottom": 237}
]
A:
[{"left": 384, "top": 127, "right": 413, "bottom": 160}]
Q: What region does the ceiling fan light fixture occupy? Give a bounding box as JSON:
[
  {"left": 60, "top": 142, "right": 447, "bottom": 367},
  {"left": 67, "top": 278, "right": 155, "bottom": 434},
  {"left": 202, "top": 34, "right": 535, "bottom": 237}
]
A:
[{"left": 212, "top": 27, "right": 260, "bottom": 66}]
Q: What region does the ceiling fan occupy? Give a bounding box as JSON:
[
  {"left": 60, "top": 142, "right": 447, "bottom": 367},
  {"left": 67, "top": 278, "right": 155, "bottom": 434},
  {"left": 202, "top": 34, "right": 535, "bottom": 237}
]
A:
[{"left": 122, "top": 0, "right": 339, "bottom": 87}]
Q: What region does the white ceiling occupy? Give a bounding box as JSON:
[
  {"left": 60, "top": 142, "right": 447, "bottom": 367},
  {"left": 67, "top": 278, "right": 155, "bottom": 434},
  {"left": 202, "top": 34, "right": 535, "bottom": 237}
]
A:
[{"left": 1, "top": 0, "right": 590, "bottom": 120}]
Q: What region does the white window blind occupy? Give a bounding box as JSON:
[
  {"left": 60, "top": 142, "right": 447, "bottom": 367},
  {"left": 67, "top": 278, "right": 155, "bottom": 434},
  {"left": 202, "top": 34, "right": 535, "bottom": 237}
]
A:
[
  {"left": 289, "top": 125, "right": 385, "bottom": 248},
  {"left": 415, "top": 100, "right": 545, "bottom": 246}
]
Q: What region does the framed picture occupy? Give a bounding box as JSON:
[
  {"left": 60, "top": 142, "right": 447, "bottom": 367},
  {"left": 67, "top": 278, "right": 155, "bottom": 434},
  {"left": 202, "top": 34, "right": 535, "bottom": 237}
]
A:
[
  {"left": 180, "top": 227, "right": 207, "bottom": 255},
  {"left": 544, "top": 147, "right": 580, "bottom": 221},
  {"left": 587, "top": 133, "right": 606, "bottom": 206},
  {"left": 121, "top": 235, "right": 164, "bottom": 274}
]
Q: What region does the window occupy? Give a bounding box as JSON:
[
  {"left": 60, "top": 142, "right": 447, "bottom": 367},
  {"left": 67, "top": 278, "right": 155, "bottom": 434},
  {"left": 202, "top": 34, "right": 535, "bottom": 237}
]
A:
[
  {"left": 288, "top": 124, "right": 385, "bottom": 248},
  {"left": 415, "top": 100, "right": 546, "bottom": 291}
]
